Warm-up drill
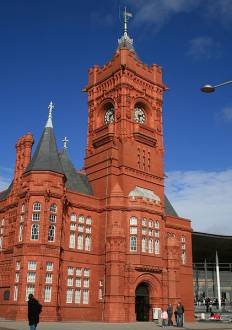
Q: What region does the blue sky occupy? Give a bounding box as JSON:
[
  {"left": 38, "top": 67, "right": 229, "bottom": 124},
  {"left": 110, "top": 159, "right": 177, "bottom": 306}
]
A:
[{"left": 1, "top": 0, "right": 232, "bottom": 234}]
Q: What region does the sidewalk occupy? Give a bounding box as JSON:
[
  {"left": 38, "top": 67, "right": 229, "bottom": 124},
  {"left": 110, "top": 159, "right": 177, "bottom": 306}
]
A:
[{"left": 0, "top": 320, "right": 232, "bottom": 330}]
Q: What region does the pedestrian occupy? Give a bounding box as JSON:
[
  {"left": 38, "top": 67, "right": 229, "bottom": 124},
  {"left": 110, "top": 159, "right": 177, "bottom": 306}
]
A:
[
  {"left": 175, "top": 302, "right": 184, "bottom": 327},
  {"left": 28, "top": 294, "right": 42, "bottom": 330},
  {"left": 161, "top": 308, "right": 168, "bottom": 328},
  {"left": 167, "top": 303, "right": 173, "bottom": 326}
]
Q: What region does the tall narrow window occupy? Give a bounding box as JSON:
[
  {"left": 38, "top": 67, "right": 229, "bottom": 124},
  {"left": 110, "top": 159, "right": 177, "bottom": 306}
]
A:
[
  {"left": 44, "top": 286, "right": 52, "bottom": 302},
  {"left": 45, "top": 273, "right": 52, "bottom": 284},
  {"left": 69, "top": 232, "right": 75, "bottom": 248},
  {"left": 32, "top": 213, "right": 40, "bottom": 221},
  {"left": 48, "top": 225, "right": 55, "bottom": 242},
  {"left": 14, "top": 285, "right": 18, "bottom": 301},
  {"left": 50, "top": 203, "right": 57, "bottom": 213},
  {"left": 155, "top": 220, "right": 160, "bottom": 229},
  {"left": 155, "top": 239, "right": 160, "bottom": 254},
  {"left": 85, "top": 235, "right": 91, "bottom": 251},
  {"left": 15, "top": 273, "right": 20, "bottom": 283},
  {"left": 0, "top": 237, "right": 3, "bottom": 250},
  {"left": 83, "top": 289, "right": 89, "bottom": 304},
  {"left": 141, "top": 237, "right": 146, "bottom": 253},
  {"left": 46, "top": 262, "right": 53, "bottom": 271},
  {"left": 27, "top": 272, "right": 36, "bottom": 283},
  {"left": 66, "top": 289, "right": 73, "bottom": 303},
  {"left": 70, "top": 213, "right": 76, "bottom": 222},
  {"left": 74, "top": 289, "right": 81, "bottom": 304},
  {"left": 25, "top": 285, "right": 35, "bottom": 301},
  {"left": 77, "top": 234, "right": 83, "bottom": 250},
  {"left": 148, "top": 238, "right": 154, "bottom": 253},
  {"left": 16, "top": 261, "right": 20, "bottom": 270},
  {"left": 31, "top": 224, "right": 39, "bottom": 240},
  {"left": 19, "top": 223, "right": 24, "bottom": 242},
  {"left": 130, "top": 236, "right": 137, "bottom": 251}
]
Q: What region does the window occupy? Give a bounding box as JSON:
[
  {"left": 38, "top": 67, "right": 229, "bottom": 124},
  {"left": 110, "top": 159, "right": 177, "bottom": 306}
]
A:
[
  {"left": 15, "top": 273, "right": 19, "bottom": 283},
  {"left": 0, "top": 237, "right": 3, "bottom": 250},
  {"left": 19, "top": 224, "right": 23, "bottom": 242},
  {"left": 141, "top": 237, "right": 146, "bottom": 252},
  {"left": 70, "top": 223, "right": 76, "bottom": 231},
  {"left": 16, "top": 261, "right": 20, "bottom": 270},
  {"left": 83, "top": 289, "right": 89, "bottom": 304},
  {"left": 20, "top": 215, "right": 24, "bottom": 222},
  {"left": 76, "top": 268, "right": 82, "bottom": 276},
  {"left": 148, "top": 229, "right": 153, "bottom": 236},
  {"left": 26, "top": 285, "right": 35, "bottom": 301},
  {"left": 130, "top": 216, "right": 137, "bottom": 226},
  {"left": 77, "top": 234, "right": 83, "bottom": 250},
  {"left": 155, "top": 230, "right": 159, "bottom": 237},
  {"left": 148, "top": 219, "right": 153, "bottom": 227},
  {"left": 148, "top": 238, "right": 154, "bottom": 253},
  {"left": 74, "top": 289, "right": 81, "bottom": 304},
  {"left": 85, "top": 226, "right": 91, "bottom": 234},
  {"left": 142, "top": 217, "right": 146, "bottom": 226},
  {"left": 181, "top": 236, "right": 186, "bottom": 243},
  {"left": 181, "top": 236, "right": 186, "bottom": 264},
  {"left": 33, "top": 202, "right": 41, "bottom": 211},
  {"left": 99, "top": 288, "right": 103, "bottom": 300},
  {"left": 75, "top": 277, "right": 81, "bottom": 287},
  {"left": 67, "top": 277, "right": 73, "bottom": 286},
  {"left": 181, "top": 250, "right": 186, "bottom": 264},
  {"left": 78, "top": 215, "right": 85, "bottom": 223},
  {"left": 155, "top": 239, "right": 160, "bottom": 254},
  {"left": 69, "top": 232, "right": 75, "bottom": 248},
  {"left": 83, "top": 278, "right": 89, "bottom": 288},
  {"left": 27, "top": 272, "right": 36, "bottom": 283},
  {"left": 21, "top": 204, "right": 25, "bottom": 213},
  {"left": 130, "top": 227, "right": 137, "bottom": 234},
  {"left": 49, "top": 214, "right": 56, "bottom": 223},
  {"left": 85, "top": 235, "right": 91, "bottom": 251},
  {"left": 50, "top": 204, "right": 57, "bottom": 213},
  {"left": 67, "top": 266, "right": 74, "bottom": 275},
  {"left": 45, "top": 273, "right": 52, "bottom": 284},
  {"left": 44, "top": 286, "right": 52, "bottom": 302},
  {"left": 70, "top": 213, "right": 76, "bottom": 222},
  {"left": 48, "top": 225, "right": 55, "bottom": 242},
  {"left": 46, "top": 262, "right": 53, "bottom": 271},
  {"left": 14, "top": 285, "right": 18, "bottom": 301},
  {"left": 66, "top": 289, "right": 73, "bottom": 303},
  {"left": 28, "top": 261, "right": 37, "bottom": 270},
  {"left": 155, "top": 220, "right": 160, "bottom": 229},
  {"left": 32, "top": 213, "right": 40, "bottom": 221},
  {"left": 130, "top": 236, "right": 137, "bottom": 251},
  {"left": 142, "top": 227, "right": 146, "bottom": 235},
  {"left": 83, "top": 269, "right": 90, "bottom": 277},
  {"left": 86, "top": 216, "right": 92, "bottom": 225},
  {"left": 31, "top": 224, "right": 39, "bottom": 240},
  {"left": 78, "top": 224, "right": 84, "bottom": 232}
]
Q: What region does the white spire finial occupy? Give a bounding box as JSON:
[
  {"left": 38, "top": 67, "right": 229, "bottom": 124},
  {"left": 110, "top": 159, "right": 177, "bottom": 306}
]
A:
[
  {"left": 46, "top": 101, "right": 55, "bottom": 128},
  {"left": 123, "top": 7, "right": 132, "bottom": 35},
  {"left": 62, "top": 136, "right": 69, "bottom": 150}
]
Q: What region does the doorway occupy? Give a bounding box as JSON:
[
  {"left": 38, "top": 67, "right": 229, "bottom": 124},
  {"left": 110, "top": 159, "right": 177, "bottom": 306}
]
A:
[{"left": 135, "top": 282, "right": 150, "bottom": 321}]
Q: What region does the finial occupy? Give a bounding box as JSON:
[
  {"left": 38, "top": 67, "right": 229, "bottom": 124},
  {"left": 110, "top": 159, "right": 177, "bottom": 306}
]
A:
[
  {"left": 62, "top": 136, "right": 69, "bottom": 150},
  {"left": 123, "top": 7, "right": 132, "bottom": 35},
  {"left": 46, "top": 101, "right": 55, "bottom": 128}
]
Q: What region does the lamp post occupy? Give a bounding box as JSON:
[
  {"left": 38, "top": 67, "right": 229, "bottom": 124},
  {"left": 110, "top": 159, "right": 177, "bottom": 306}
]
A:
[{"left": 201, "top": 80, "right": 232, "bottom": 93}]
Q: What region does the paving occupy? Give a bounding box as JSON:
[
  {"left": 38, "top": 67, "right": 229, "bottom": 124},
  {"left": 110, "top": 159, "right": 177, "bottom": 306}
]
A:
[{"left": 0, "top": 320, "right": 232, "bottom": 330}]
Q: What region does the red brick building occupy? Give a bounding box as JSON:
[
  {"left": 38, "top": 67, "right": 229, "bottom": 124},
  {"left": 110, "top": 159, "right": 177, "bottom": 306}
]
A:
[{"left": 0, "top": 20, "right": 194, "bottom": 322}]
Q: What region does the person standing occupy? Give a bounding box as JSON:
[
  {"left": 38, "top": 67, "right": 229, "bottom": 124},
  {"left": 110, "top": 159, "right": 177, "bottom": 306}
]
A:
[
  {"left": 161, "top": 308, "right": 168, "bottom": 328},
  {"left": 167, "top": 303, "right": 173, "bottom": 326},
  {"left": 28, "top": 294, "right": 42, "bottom": 330},
  {"left": 175, "top": 302, "right": 184, "bottom": 327}
]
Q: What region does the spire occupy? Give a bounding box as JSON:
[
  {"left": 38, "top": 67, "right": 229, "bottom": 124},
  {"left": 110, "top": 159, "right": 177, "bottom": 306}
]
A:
[
  {"left": 25, "top": 102, "right": 64, "bottom": 175},
  {"left": 46, "top": 101, "right": 54, "bottom": 128},
  {"left": 117, "top": 7, "right": 135, "bottom": 53}
]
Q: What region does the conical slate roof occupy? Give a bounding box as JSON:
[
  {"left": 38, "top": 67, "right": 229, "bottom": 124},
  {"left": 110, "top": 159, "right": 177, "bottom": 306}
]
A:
[
  {"left": 59, "top": 149, "right": 93, "bottom": 195},
  {"left": 164, "top": 195, "right": 178, "bottom": 217}
]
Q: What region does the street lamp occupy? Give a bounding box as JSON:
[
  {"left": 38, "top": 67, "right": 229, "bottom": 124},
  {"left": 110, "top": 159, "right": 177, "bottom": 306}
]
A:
[{"left": 201, "top": 80, "right": 232, "bottom": 93}]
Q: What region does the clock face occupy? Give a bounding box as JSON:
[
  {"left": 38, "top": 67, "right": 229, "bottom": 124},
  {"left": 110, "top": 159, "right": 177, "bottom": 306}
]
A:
[
  {"left": 104, "top": 108, "right": 115, "bottom": 125},
  {"left": 134, "top": 107, "right": 145, "bottom": 124}
]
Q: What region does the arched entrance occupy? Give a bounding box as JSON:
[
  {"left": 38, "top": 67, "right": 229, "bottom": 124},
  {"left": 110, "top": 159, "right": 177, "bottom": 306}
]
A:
[{"left": 135, "top": 282, "right": 150, "bottom": 321}]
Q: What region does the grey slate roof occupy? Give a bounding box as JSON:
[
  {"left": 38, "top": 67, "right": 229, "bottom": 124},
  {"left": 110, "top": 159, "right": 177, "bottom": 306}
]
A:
[
  {"left": 25, "top": 127, "right": 64, "bottom": 175},
  {"left": 59, "top": 149, "right": 93, "bottom": 195},
  {"left": 164, "top": 195, "right": 179, "bottom": 217},
  {"left": 0, "top": 182, "right": 12, "bottom": 201}
]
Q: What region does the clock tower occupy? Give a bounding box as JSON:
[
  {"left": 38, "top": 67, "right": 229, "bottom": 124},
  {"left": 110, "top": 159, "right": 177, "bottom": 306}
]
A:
[{"left": 84, "top": 12, "right": 166, "bottom": 205}]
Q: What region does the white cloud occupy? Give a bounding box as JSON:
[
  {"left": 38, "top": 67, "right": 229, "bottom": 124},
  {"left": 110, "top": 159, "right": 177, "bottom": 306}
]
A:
[
  {"left": 187, "top": 36, "right": 221, "bottom": 60},
  {"left": 165, "top": 169, "right": 232, "bottom": 235},
  {"left": 222, "top": 106, "right": 232, "bottom": 122}
]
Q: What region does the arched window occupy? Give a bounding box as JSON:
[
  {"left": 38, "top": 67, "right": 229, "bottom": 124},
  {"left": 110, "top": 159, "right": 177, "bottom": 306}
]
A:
[
  {"left": 155, "top": 239, "right": 160, "bottom": 254},
  {"left": 86, "top": 216, "right": 92, "bottom": 225},
  {"left": 148, "top": 219, "right": 153, "bottom": 227},
  {"left": 85, "top": 235, "right": 91, "bottom": 251},
  {"left": 155, "top": 220, "right": 160, "bottom": 229},
  {"left": 78, "top": 215, "right": 85, "bottom": 223},
  {"left": 148, "top": 238, "right": 154, "bottom": 253},
  {"left": 50, "top": 204, "right": 57, "bottom": 213},
  {"left": 130, "top": 216, "right": 137, "bottom": 226},
  {"left": 31, "top": 224, "right": 39, "bottom": 240},
  {"left": 33, "top": 202, "right": 41, "bottom": 211},
  {"left": 142, "top": 217, "right": 146, "bottom": 226},
  {"left": 19, "top": 224, "right": 24, "bottom": 242},
  {"left": 69, "top": 232, "right": 75, "bottom": 248},
  {"left": 70, "top": 213, "right": 76, "bottom": 222},
  {"left": 141, "top": 237, "right": 146, "bottom": 252},
  {"left": 21, "top": 204, "right": 25, "bottom": 213},
  {"left": 48, "top": 225, "right": 55, "bottom": 242}
]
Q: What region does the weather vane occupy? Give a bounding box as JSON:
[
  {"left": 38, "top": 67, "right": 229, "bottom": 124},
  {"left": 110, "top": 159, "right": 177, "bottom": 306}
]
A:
[
  {"left": 62, "top": 136, "right": 69, "bottom": 149},
  {"left": 123, "top": 7, "right": 132, "bottom": 35}
]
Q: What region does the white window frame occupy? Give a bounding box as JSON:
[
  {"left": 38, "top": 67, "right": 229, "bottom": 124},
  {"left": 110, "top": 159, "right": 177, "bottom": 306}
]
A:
[
  {"left": 28, "top": 261, "right": 37, "bottom": 270},
  {"left": 45, "top": 273, "right": 52, "bottom": 284},
  {"left": 27, "top": 272, "right": 36, "bottom": 283},
  {"left": 46, "top": 262, "right": 53, "bottom": 271},
  {"left": 129, "top": 216, "right": 137, "bottom": 226},
  {"left": 85, "top": 235, "right": 91, "bottom": 251},
  {"left": 141, "top": 237, "right": 146, "bottom": 253},
  {"left": 77, "top": 234, "right": 83, "bottom": 250},
  {"left": 130, "top": 236, "right": 137, "bottom": 252},
  {"left": 66, "top": 289, "right": 73, "bottom": 303},
  {"left": 50, "top": 203, "right": 57, "bottom": 213},
  {"left": 31, "top": 224, "right": 39, "bottom": 240},
  {"left": 69, "top": 232, "right": 75, "bottom": 249},
  {"left": 44, "top": 285, "right": 52, "bottom": 302},
  {"left": 33, "top": 202, "right": 41, "bottom": 211},
  {"left": 74, "top": 289, "right": 81, "bottom": 304}
]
